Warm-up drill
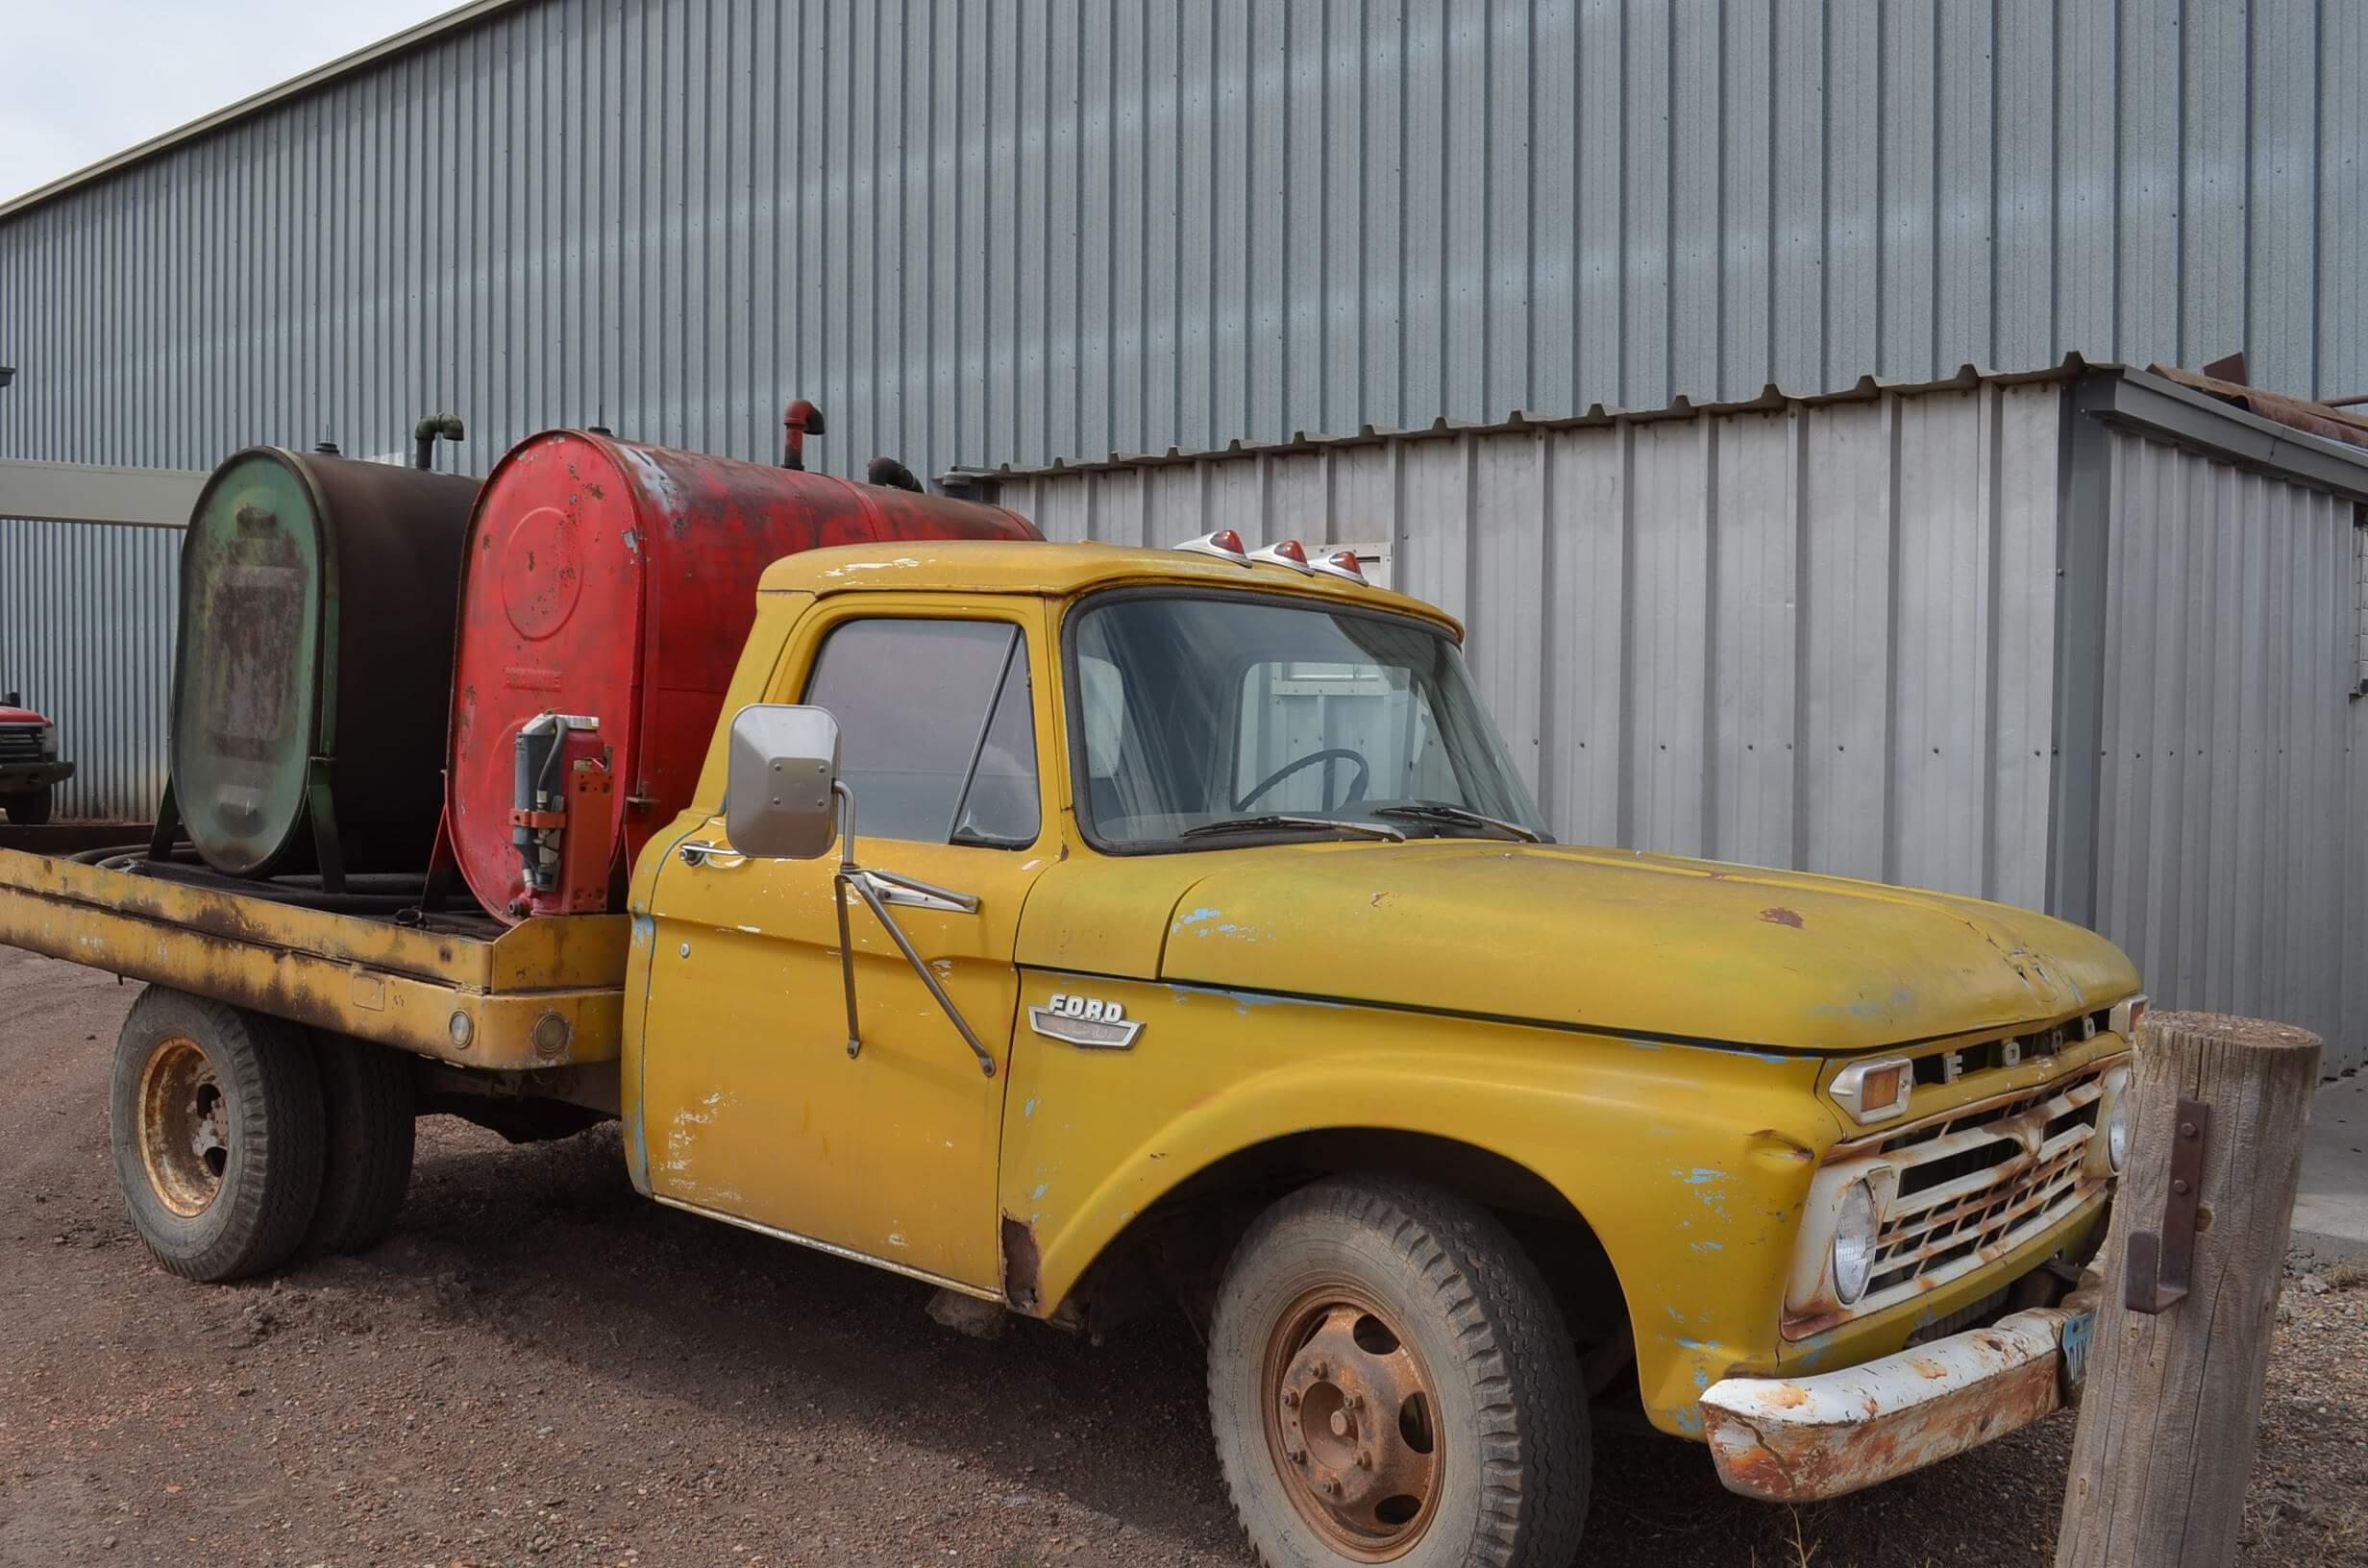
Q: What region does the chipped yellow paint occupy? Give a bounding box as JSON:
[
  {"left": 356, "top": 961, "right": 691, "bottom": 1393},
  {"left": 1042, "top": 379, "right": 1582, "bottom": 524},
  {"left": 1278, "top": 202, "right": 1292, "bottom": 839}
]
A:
[
  {"left": 601, "top": 551, "right": 2143, "bottom": 1443},
  {"left": 0, "top": 847, "right": 626, "bottom": 1068},
  {"left": 629, "top": 590, "right": 1063, "bottom": 1293}
]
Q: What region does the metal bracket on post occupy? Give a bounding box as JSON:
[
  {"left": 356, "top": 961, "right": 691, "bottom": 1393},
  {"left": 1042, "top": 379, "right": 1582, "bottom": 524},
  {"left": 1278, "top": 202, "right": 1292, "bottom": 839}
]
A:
[{"left": 2125, "top": 1098, "right": 2210, "bottom": 1314}]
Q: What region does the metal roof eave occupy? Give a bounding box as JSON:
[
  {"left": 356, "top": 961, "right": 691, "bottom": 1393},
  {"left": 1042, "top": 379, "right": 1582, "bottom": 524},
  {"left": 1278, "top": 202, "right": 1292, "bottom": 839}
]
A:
[{"left": 966, "top": 355, "right": 2368, "bottom": 504}]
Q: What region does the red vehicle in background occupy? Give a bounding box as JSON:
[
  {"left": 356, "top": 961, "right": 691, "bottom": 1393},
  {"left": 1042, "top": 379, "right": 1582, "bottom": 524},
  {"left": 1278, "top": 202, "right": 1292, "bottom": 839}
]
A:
[{"left": 0, "top": 692, "right": 72, "bottom": 824}]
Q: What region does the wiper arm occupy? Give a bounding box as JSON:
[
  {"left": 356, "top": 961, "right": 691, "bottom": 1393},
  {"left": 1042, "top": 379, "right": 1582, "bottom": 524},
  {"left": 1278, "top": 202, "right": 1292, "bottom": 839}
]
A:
[
  {"left": 1177, "top": 815, "right": 1407, "bottom": 843},
  {"left": 1369, "top": 803, "right": 1544, "bottom": 843}
]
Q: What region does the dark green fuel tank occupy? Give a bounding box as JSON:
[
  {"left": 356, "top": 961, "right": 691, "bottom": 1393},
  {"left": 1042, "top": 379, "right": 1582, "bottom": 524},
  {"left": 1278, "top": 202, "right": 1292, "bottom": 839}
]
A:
[{"left": 171, "top": 449, "right": 479, "bottom": 876}]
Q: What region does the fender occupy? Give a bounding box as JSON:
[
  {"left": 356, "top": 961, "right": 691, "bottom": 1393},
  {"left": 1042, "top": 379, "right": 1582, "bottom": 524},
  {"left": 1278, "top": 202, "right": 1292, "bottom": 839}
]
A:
[{"left": 997, "top": 974, "right": 1836, "bottom": 1434}]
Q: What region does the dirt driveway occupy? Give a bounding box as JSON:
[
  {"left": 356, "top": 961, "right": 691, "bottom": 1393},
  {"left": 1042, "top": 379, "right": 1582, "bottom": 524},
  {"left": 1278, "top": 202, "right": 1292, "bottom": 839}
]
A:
[{"left": 2, "top": 947, "right": 2360, "bottom": 1566}]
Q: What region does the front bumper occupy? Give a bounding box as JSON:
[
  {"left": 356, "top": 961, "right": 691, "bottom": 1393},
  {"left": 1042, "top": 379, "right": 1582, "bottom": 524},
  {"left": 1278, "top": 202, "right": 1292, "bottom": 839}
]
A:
[
  {"left": 1700, "top": 1283, "right": 2098, "bottom": 1501},
  {"left": 0, "top": 760, "right": 72, "bottom": 790}
]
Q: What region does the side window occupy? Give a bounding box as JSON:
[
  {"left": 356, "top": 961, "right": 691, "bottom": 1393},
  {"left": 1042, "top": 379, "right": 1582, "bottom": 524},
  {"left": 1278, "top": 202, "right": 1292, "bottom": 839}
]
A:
[{"left": 802, "top": 619, "right": 1041, "bottom": 847}]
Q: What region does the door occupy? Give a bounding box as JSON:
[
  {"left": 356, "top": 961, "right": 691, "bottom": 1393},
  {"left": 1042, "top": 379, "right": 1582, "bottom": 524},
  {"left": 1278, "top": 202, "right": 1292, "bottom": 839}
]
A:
[{"left": 638, "top": 600, "right": 1055, "bottom": 1292}]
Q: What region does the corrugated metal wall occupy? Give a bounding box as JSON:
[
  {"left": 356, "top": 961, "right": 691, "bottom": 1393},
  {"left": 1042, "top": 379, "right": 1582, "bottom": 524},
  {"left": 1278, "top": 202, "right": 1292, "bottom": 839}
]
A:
[
  {"left": 2089, "top": 433, "right": 2368, "bottom": 1073},
  {"left": 1, "top": 0, "right": 2359, "bottom": 494},
  {"left": 999, "top": 379, "right": 2067, "bottom": 910},
  {"left": 0, "top": 520, "right": 178, "bottom": 821}
]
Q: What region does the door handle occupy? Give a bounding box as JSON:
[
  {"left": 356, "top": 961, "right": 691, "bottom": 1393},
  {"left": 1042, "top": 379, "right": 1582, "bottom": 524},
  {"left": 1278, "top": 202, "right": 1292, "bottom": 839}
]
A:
[{"left": 677, "top": 840, "right": 750, "bottom": 869}]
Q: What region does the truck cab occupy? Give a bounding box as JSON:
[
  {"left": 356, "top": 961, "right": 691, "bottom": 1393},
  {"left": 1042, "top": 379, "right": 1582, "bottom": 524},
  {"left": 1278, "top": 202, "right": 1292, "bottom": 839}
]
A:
[
  {"left": 0, "top": 692, "right": 72, "bottom": 824},
  {"left": 623, "top": 537, "right": 2141, "bottom": 1566}
]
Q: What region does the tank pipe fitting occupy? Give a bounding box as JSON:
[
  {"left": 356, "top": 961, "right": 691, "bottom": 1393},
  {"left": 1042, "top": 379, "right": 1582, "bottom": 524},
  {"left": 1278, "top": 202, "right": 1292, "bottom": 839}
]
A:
[
  {"left": 782, "top": 399, "right": 826, "bottom": 470},
  {"left": 413, "top": 412, "right": 466, "bottom": 470}
]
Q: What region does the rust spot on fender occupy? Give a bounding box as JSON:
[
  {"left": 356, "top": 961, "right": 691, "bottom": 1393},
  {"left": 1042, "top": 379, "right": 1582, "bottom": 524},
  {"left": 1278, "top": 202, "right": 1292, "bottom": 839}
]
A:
[
  {"left": 999, "top": 1213, "right": 1043, "bottom": 1314},
  {"left": 1758, "top": 907, "right": 1805, "bottom": 928}
]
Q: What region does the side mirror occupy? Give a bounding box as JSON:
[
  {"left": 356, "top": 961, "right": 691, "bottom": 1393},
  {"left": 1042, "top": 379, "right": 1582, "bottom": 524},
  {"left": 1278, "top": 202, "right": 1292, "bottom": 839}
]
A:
[{"left": 726, "top": 705, "right": 842, "bottom": 860}]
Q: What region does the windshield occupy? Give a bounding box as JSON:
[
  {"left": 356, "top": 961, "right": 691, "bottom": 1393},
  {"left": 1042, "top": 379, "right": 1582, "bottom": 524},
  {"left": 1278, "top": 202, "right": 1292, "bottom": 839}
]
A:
[{"left": 1068, "top": 592, "right": 1547, "bottom": 848}]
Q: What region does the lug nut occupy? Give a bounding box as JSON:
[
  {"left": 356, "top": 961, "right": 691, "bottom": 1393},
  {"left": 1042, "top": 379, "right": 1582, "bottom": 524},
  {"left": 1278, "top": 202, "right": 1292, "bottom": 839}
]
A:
[
  {"left": 1280, "top": 1389, "right": 1298, "bottom": 1409},
  {"left": 1288, "top": 1447, "right": 1307, "bottom": 1464},
  {"left": 1357, "top": 1451, "right": 1373, "bottom": 1470},
  {"left": 1310, "top": 1360, "right": 1329, "bottom": 1380},
  {"left": 1346, "top": 1393, "right": 1366, "bottom": 1412},
  {"left": 1321, "top": 1478, "right": 1342, "bottom": 1497}
]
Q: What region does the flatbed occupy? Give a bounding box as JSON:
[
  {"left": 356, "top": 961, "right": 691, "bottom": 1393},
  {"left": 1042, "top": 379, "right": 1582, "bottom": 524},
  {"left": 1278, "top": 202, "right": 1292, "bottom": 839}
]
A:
[{"left": 0, "top": 845, "right": 625, "bottom": 1071}]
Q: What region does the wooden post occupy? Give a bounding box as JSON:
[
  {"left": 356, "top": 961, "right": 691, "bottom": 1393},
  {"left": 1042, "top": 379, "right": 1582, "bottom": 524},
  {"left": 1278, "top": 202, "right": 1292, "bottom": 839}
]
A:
[{"left": 2056, "top": 1010, "right": 2321, "bottom": 1568}]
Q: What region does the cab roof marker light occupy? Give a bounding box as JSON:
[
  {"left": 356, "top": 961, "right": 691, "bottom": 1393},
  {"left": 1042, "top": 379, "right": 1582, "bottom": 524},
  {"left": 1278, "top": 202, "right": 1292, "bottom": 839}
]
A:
[
  {"left": 1307, "top": 549, "right": 1369, "bottom": 584},
  {"left": 1174, "top": 529, "right": 1251, "bottom": 565},
  {"left": 1247, "top": 539, "right": 1315, "bottom": 574}
]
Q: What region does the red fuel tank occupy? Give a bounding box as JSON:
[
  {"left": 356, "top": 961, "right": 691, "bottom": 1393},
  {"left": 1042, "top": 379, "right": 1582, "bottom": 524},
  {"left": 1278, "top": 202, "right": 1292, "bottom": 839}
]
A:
[{"left": 446, "top": 430, "right": 1037, "bottom": 921}]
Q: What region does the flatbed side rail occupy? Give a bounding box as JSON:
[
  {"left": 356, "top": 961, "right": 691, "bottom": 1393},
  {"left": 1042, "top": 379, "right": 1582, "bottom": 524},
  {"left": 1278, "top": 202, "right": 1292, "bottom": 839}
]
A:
[{"left": 0, "top": 849, "right": 626, "bottom": 1070}]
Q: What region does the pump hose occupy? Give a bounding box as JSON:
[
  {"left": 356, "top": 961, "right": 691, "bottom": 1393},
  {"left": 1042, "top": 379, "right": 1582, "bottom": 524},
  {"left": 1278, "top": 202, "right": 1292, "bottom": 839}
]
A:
[{"left": 68, "top": 843, "right": 428, "bottom": 913}]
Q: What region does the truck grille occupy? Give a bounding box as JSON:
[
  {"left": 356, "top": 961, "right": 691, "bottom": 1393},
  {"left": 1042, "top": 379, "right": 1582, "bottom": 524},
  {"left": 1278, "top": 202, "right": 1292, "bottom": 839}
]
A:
[
  {"left": 0, "top": 724, "right": 42, "bottom": 762},
  {"left": 1862, "top": 1063, "right": 2110, "bottom": 1306}
]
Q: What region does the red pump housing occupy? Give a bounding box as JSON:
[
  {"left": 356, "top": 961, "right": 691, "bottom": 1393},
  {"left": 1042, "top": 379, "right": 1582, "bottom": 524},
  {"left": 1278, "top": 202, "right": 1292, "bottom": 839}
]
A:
[{"left": 445, "top": 430, "right": 1037, "bottom": 921}]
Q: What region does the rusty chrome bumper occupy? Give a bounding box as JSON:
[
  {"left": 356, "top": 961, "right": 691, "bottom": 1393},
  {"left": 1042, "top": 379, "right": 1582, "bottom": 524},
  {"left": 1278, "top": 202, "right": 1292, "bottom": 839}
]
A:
[{"left": 1700, "top": 1294, "right": 2093, "bottom": 1502}]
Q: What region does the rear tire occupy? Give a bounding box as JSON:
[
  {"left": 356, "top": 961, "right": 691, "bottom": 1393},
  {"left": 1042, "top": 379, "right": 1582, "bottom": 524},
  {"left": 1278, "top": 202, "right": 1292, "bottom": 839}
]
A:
[
  {"left": 3, "top": 787, "right": 51, "bottom": 824},
  {"left": 1208, "top": 1176, "right": 1591, "bottom": 1568},
  {"left": 306, "top": 1032, "right": 416, "bottom": 1254},
  {"left": 110, "top": 987, "right": 324, "bottom": 1282}
]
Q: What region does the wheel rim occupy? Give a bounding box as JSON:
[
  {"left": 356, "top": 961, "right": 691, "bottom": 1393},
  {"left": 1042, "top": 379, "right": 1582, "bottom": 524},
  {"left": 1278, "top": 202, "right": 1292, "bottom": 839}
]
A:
[
  {"left": 136, "top": 1035, "right": 230, "bottom": 1217},
  {"left": 1260, "top": 1279, "right": 1443, "bottom": 1560}
]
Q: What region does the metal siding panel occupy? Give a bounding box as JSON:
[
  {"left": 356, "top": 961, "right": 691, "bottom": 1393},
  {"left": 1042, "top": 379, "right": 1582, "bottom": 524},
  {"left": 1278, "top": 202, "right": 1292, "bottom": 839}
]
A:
[
  {"left": 1707, "top": 411, "right": 1796, "bottom": 866},
  {"left": 0, "top": 520, "right": 179, "bottom": 821},
  {"left": 1798, "top": 398, "right": 1894, "bottom": 882},
  {"left": 0, "top": 0, "right": 2357, "bottom": 829},
  {"left": 1008, "top": 384, "right": 2070, "bottom": 920},
  {"left": 2092, "top": 431, "right": 2362, "bottom": 1072},
  {"left": 2323, "top": 1, "right": 2367, "bottom": 400}
]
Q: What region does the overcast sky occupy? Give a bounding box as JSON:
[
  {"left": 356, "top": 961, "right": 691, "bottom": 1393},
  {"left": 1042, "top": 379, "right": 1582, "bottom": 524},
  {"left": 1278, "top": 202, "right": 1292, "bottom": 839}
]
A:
[{"left": 1, "top": 0, "right": 456, "bottom": 204}]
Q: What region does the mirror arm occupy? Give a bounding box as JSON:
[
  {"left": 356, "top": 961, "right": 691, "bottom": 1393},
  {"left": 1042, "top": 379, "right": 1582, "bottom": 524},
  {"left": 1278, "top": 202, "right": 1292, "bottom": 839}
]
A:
[{"left": 828, "top": 782, "right": 997, "bottom": 1079}]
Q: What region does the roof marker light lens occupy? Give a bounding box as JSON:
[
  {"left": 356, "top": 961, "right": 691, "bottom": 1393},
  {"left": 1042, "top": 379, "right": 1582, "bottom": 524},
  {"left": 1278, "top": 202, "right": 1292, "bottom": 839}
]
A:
[
  {"left": 1248, "top": 540, "right": 1315, "bottom": 573},
  {"left": 1175, "top": 528, "right": 1251, "bottom": 565},
  {"left": 1308, "top": 549, "right": 1369, "bottom": 584}
]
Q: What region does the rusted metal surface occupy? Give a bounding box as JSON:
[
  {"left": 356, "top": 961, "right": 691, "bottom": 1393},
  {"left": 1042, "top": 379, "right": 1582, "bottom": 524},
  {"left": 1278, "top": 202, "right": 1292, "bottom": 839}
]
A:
[
  {"left": 172, "top": 449, "right": 479, "bottom": 877},
  {"left": 1784, "top": 1058, "right": 2121, "bottom": 1340},
  {"left": 1704, "top": 1300, "right": 2090, "bottom": 1502},
  {"left": 0, "top": 847, "right": 624, "bottom": 1069},
  {"left": 1265, "top": 1286, "right": 1444, "bottom": 1556},
  {"left": 444, "top": 429, "right": 1038, "bottom": 923},
  {"left": 2124, "top": 1098, "right": 2209, "bottom": 1315},
  {"left": 2147, "top": 364, "right": 2368, "bottom": 451}
]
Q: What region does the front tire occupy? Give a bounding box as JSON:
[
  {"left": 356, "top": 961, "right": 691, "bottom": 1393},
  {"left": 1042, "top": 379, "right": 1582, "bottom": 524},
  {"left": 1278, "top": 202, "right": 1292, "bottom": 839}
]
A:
[
  {"left": 110, "top": 987, "right": 325, "bottom": 1282},
  {"left": 1209, "top": 1176, "right": 1591, "bottom": 1568}
]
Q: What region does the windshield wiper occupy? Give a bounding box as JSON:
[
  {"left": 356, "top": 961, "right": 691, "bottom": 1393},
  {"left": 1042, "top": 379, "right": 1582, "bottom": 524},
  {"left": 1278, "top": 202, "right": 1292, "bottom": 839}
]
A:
[
  {"left": 1369, "top": 803, "right": 1544, "bottom": 843},
  {"left": 1177, "top": 815, "right": 1407, "bottom": 844}
]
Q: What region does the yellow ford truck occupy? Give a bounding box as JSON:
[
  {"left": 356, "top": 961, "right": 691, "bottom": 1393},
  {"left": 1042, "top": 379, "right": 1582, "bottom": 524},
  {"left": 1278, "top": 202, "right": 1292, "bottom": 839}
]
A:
[{"left": 0, "top": 537, "right": 2141, "bottom": 1568}]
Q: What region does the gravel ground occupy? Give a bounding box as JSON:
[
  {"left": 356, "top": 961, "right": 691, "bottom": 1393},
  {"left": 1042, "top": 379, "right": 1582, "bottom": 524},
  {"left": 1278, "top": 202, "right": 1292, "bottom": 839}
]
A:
[{"left": 1, "top": 944, "right": 2361, "bottom": 1567}]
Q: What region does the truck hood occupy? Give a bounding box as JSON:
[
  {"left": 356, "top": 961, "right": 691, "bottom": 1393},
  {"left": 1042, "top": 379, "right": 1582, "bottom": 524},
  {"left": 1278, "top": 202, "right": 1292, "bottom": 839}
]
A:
[
  {"left": 0, "top": 707, "right": 47, "bottom": 724},
  {"left": 1155, "top": 841, "right": 2136, "bottom": 1053}
]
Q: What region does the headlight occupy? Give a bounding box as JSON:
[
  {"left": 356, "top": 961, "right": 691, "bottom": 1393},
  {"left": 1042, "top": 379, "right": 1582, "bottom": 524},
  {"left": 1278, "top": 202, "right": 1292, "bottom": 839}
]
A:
[
  {"left": 38, "top": 723, "right": 57, "bottom": 757},
  {"left": 1831, "top": 1180, "right": 1880, "bottom": 1305},
  {"left": 2094, "top": 1063, "right": 2134, "bottom": 1177}
]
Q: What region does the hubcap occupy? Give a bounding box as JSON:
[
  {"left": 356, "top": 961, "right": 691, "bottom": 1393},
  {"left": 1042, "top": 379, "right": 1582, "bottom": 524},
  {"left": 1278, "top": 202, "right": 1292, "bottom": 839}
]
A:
[
  {"left": 1261, "top": 1282, "right": 1443, "bottom": 1559},
  {"left": 137, "top": 1036, "right": 230, "bottom": 1217}
]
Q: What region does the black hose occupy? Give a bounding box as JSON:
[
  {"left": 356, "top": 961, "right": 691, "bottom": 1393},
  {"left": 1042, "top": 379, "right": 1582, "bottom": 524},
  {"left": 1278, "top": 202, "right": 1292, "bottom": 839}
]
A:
[{"left": 76, "top": 848, "right": 428, "bottom": 913}]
